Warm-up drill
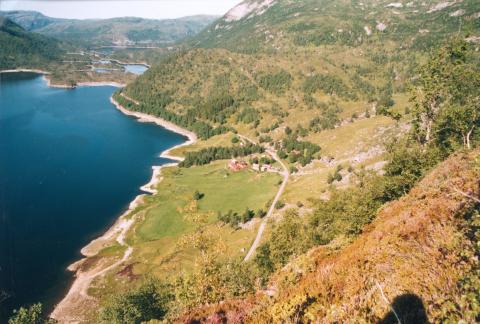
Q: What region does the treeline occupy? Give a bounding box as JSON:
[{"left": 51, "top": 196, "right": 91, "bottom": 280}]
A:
[
  {"left": 218, "top": 208, "right": 266, "bottom": 227},
  {"left": 179, "top": 143, "right": 264, "bottom": 167},
  {"left": 118, "top": 50, "right": 264, "bottom": 138},
  {"left": 114, "top": 93, "right": 231, "bottom": 140}
]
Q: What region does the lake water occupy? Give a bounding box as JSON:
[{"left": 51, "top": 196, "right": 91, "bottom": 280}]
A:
[
  {"left": 0, "top": 72, "right": 185, "bottom": 320},
  {"left": 123, "top": 64, "right": 148, "bottom": 75},
  {"left": 93, "top": 64, "right": 148, "bottom": 75}
]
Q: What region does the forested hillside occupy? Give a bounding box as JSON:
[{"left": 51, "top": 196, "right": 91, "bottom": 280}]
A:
[
  {"left": 1, "top": 11, "right": 217, "bottom": 47},
  {"left": 0, "top": 17, "right": 62, "bottom": 69}
]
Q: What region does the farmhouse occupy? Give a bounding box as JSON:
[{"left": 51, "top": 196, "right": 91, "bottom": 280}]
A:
[{"left": 228, "top": 159, "right": 248, "bottom": 171}]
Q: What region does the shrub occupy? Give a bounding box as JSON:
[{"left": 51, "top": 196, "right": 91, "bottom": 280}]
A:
[
  {"left": 275, "top": 200, "right": 285, "bottom": 210},
  {"left": 101, "top": 279, "right": 172, "bottom": 324},
  {"left": 8, "top": 303, "right": 44, "bottom": 324},
  {"left": 256, "top": 209, "right": 267, "bottom": 218},
  {"left": 193, "top": 191, "right": 204, "bottom": 200},
  {"left": 256, "top": 70, "right": 293, "bottom": 95}
]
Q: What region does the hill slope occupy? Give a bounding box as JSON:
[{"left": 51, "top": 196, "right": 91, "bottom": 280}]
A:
[
  {"left": 0, "top": 16, "right": 62, "bottom": 69},
  {"left": 193, "top": 0, "right": 479, "bottom": 52},
  {"left": 120, "top": 0, "right": 479, "bottom": 165},
  {"left": 180, "top": 148, "right": 480, "bottom": 323},
  {"left": 1, "top": 11, "right": 218, "bottom": 47}
]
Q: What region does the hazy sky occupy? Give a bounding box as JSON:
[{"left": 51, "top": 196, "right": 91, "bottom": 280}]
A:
[{"left": 0, "top": 0, "right": 241, "bottom": 19}]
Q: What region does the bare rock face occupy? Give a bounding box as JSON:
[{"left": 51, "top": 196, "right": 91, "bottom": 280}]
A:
[{"left": 224, "top": 0, "right": 277, "bottom": 22}]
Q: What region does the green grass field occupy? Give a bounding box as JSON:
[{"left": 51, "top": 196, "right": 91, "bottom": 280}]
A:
[
  {"left": 134, "top": 161, "right": 280, "bottom": 242},
  {"left": 89, "top": 160, "right": 280, "bottom": 303},
  {"left": 98, "top": 160, "right": 277, "bottom": 280}
]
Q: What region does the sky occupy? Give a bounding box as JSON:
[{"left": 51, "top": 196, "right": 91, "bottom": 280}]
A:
[{"left": 0, "top": 0, "right": 242, "bottom": 20}]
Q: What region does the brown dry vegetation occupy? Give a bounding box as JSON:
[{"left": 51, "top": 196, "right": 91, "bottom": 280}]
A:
[{"left": 177, "top": 149, "right": 480, "bottom": 323}]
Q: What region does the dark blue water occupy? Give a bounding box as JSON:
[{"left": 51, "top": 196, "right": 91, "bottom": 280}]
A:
[{"left": 0, "top": 72, "right": 185, "bottom": 320}]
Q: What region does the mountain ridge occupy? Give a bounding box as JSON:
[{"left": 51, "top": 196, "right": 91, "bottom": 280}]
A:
[
  {"left": 191, "top": 0, "right": 479, "bottom": 52},
  {"left": 0, "top": 10, "right": 218, "bottom": 47}
]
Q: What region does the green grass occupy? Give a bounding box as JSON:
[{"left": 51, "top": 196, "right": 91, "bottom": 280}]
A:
[
  {"left": 121, "top": 161, "right": 280, "bottom": 278},
  {"left": 89, "top": 160, "right": 280, "bottom": 302},
  {"left": 135, "top": 161, "right": 280, "bottom": 242}
]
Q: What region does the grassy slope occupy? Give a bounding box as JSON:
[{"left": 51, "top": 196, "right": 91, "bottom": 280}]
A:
[{"left": 179, "top": 148, "right": 480, "bottom": 323}]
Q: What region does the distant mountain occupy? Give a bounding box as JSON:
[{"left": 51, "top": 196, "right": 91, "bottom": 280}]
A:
[
  {"left": 0, "top": 16, "right": 62, "bottom": 69},
  {"left": 0, "top": 11, "right": 218, "bottom": 47}
]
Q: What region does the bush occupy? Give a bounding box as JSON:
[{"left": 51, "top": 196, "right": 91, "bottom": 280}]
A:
[
  {"left": 242, "top": 208, "right": 255, "bottom": 223},
  {"left": 256, "top": 209, "right": 267, "bottom": 218},
  {"left": 275, "top": 200, "right": 285, "bottom": 210},
  {"left": 218, "top": 210, "right": 241, "bottom": 227},
  {"left": 8, "top": 303, "right": 44, "bottom": 324},
  {"left": 193, "top": 190, "right": 204, "bottom": 200},
  {"left": 381, "top": 140, "right": 441, "bottom": 201},
  {"left": 310, "top": 173, "right": 387, "bottom": 244},
  {"left": 101, "top": 279, "right": 172, "bottom": 324},
  {"left": 256, "top": 70, "right": 293, "bottom": 95},
  {"left": 303, "top": 74, "right": 355, "bottom": 100},
  {"left": 236, "top": 107, "right": 260, "bottom": 124},
  {"left": 254, "top": 210, "right": 311, "bottom": 275}
]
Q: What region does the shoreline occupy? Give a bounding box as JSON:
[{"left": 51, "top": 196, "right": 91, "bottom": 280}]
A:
[
  {"left": 51, "top": 95, "right": 197, "bottom": 322},
  {"left": 0, "top": 68, "right": 51, "bottom": 75},
  {"left": 110, "top": 59, "right": 151, "bottom": 68},
  {"left": 77, "top": 81, "right": 126, "bottom": 88},
  {"left": 110, "top": 96, "right": 197, "bottom": 145},
  {"left": 44, "top": 77, "right": 127, "bottom": 89},
  {"left": 1, "top": 68, "right": 127, "bottom": 88}
]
